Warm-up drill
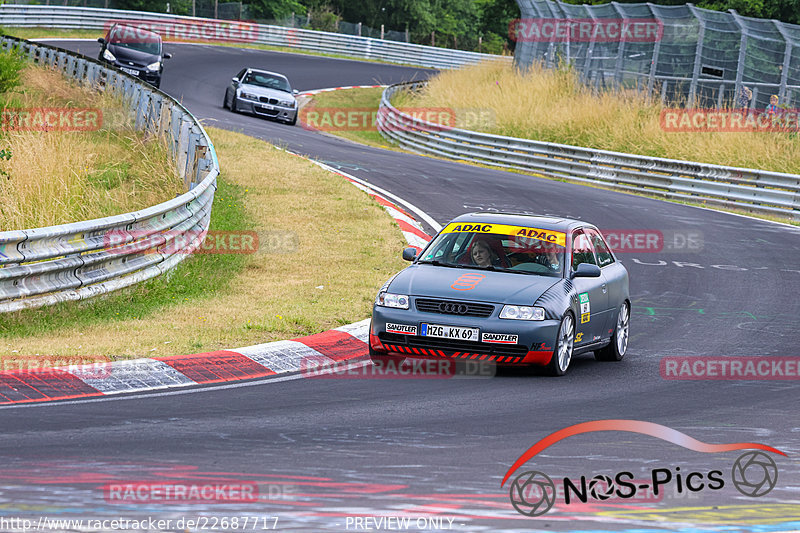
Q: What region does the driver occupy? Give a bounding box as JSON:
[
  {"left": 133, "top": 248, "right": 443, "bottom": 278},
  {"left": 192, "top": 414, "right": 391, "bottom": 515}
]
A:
[{"left": 535, "top": 240, "right": 562, "bottom": 272}]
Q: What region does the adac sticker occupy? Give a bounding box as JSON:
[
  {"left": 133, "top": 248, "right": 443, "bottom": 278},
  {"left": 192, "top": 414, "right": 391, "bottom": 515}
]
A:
[
  {"left": 441, "top": 223, "right": 566, "bottom": 247},
  {"left": 581, "top": 312, "right": 590, "bottom": 324}
]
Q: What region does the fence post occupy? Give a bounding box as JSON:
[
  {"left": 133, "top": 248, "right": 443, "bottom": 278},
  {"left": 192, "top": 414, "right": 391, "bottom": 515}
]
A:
[
  {"left": 611, "top": 2, "right": 626, "bottom": 89},
  {"left": 686, "top": 5, "right": 706, "bottom": 108},
  {"left": 729, "top": 10, "right": 749, "bottom": 110},
  {"left": 646, "top": 4, "right": 662, "bottom": 100},
  {"left": 773, "top": 19, "right": 793, "bottom": 105}
]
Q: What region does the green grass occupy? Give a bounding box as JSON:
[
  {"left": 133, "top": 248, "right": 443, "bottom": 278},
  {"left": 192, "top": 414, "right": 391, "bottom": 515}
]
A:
[
  {"left": 0, "top": 176, "right": 251, "bottom": 349},
  {"left": 302, "top": 87, "right": 389, "bottom": 147}
]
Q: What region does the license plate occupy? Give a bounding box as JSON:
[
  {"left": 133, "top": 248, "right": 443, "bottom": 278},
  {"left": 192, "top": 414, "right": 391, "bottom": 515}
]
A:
[
  {"left": 120, "top": 67, "right": 139, "bottom": 76},
  {"left": 420, "top": 323, "right": 479, "bottom": 341}
]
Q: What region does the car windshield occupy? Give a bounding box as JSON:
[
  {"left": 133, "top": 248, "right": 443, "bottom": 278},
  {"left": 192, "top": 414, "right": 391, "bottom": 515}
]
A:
[
  {"left": 242, "top": 72, "right": 292, "bottom": 93},
  {"left": 417, "top": 222, "right": 567, "bottom": 277},
  {"left": 109, "top": 25, "right": 161, "bottom": 55}
]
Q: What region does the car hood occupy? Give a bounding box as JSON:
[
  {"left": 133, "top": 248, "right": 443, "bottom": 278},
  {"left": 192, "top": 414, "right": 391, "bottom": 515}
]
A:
[
  {"left": 239, "top": 84, "right": 294, "bottom": 101},
  {"left": 108, "top": 43, "right": 160, "bottom": 67},
  {"left": 388, "top": 264, "right": 561, "bottom": 305}
]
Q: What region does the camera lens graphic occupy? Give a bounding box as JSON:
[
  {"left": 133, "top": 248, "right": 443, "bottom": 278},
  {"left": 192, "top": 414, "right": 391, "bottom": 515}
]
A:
[
  {"left": 588, "top": 474, "right": 615, "bottom": 500},
  {"left": 731, "top": 451, "right": 778, "bottom": 497},
  {"left": 509, "top": 471, "right": 556, "bottom": 516}
]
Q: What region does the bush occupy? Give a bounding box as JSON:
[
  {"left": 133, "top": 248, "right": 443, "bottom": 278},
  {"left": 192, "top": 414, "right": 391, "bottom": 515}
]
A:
[
  {"left": 0, "top": 47, "right": 25, "bottom": 93},
  {"left": 310, "top": 7, "right": 340, "bottom": 33}
]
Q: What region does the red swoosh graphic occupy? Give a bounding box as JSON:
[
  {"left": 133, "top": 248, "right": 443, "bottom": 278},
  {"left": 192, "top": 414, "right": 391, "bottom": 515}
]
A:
[{"left": 501, "top": 419, "right": 786, "bottom": 487}]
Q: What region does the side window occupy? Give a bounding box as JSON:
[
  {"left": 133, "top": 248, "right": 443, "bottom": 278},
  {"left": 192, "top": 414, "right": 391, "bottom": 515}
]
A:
[
  {"left": 587, "top": 229, "right": 614, "bottom": 267},
  {"left": 236, "top": 68, "right": 247, "bottom": 80},
  {"left": 571, "top": 230, "right": 597, "bottom": 271}
]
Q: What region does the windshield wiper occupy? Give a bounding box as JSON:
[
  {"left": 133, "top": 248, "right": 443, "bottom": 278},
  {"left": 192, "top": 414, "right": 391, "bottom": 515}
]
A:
[{"left": 416, "top": 260, "right": 466, "bottom": 268}]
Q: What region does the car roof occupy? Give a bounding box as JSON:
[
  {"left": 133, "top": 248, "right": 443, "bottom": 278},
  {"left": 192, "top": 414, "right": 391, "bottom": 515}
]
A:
[
  {"left": 245, "top": 69, "right": 289, "bottom": 80},
  {"left": 109, "top": 24, "right": 162, "bottom": 40},
  {"left": 449, "top": 212, "right": 597, "bottom": 233}
]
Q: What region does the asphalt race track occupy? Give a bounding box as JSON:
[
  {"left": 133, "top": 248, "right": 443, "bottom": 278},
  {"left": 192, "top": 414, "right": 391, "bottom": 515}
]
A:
[{"left": 1, "top": 41, "right": 799, "bottom": 532}]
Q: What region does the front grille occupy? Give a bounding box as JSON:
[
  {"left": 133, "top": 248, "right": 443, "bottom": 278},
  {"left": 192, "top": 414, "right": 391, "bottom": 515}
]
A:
[
  {"left": 379, "top": 332, "right": 528, "bottom": 358},
  {"left": 254, "top": 106, "right": 279, "bottom": 116},
  {"left": 415, "top": 298, "right": 495, "bottom": 318},
  {"left": 259, "top": 96, "right": 279, "bottom": 105}
]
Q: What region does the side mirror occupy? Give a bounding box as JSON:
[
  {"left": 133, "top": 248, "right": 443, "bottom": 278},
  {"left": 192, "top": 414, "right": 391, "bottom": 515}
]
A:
[
  {"left": 571, "top": 263, "right": 601, "bottom": 278},
  {"left": 293, "top": 89, "right": 299, "bottom": 95},
  {"left": 97, "top": 37, "right": 106, "bottom": 45},
  {"left": 163, "top": 53, "right": 172, "bottom": 59},
  {"left": 231, "top": 77, "right": 239, "bottom": 84},
  {"left": 402, "top": 247, "right": 417, "bottom": 262}
]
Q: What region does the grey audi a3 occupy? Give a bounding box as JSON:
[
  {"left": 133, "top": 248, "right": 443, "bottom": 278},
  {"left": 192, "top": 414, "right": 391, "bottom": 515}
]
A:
[
  {"left": 223, "top": 68, "right": 299, "bottom": 125},
  {"left": 369, "top": 213, "right": 630, "bottom": 376}
]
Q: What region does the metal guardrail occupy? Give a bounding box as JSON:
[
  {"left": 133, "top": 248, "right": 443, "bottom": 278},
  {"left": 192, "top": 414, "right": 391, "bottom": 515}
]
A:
[
  {"left": 0, "top": 5, "right": 510, "bottom": 69},
  {"left": 378, "top": 82, "right": 800, "bottom": 221},
  {"left": 0, "top": 36, "right": 218, "bottom": 313}
]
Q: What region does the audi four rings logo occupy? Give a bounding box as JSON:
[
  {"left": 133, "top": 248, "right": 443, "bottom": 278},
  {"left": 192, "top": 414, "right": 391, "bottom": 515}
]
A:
[
  {"left": 450, "top": 273, "right": 486, "bottom": 291},
  {"left": 439, "top": 302, "right": 468, "bottom": 314}
]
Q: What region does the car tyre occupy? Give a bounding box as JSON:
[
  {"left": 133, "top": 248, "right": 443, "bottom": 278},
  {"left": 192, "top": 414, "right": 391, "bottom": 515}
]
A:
[
  {"left": 286, "top": 114, "right": 297, "bottom": 126},
  {"left": 547, "top": 313, "right": 575, "bottom": 376},
  {"left": 595, "top": 301, "right": 629, "bottom": 362},
  {"left": 222, "top": 91, "right": 229, "bottom": 110},
  {"left": 230, "top": 95, "right": 238, "bottom": 113}
]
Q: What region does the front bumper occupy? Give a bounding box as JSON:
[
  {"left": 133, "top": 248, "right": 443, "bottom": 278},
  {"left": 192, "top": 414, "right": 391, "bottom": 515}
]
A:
[
  {"left": 106, "top": 61, "right": 161, "bottom": 86},
  {"left": 370, "top": 305, "right": 559, "bottom": 366},
  {"left": 234, "top": 97, "right": 297, "bottom": 122}
]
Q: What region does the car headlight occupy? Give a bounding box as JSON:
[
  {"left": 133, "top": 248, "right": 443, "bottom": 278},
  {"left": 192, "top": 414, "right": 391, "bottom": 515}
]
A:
[
  {"left": 102, "top": 49, "right": 116, "bottom": 61},
  {"left": 375, "top": 292, "right": 409, "bottom": 310},
  {"left": 500, "top": 305, "right": 545, "bottom": 321},
  {"left": 240, "top": 91, "right": 259, "bottom": 100},
  {"left": 280, "top": 100, "right": 295, "bottom": 108},
  {"left": 146, "top": 61, "right": 161, "bottom": 72}
]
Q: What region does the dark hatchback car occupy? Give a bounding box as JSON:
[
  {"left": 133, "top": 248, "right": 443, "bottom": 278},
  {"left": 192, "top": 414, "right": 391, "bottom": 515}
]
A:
[{"left": 98, "top": 24, "right": 171, "bottom": 88}]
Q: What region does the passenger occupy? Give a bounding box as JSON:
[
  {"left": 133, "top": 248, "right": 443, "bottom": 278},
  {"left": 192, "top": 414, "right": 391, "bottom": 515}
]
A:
[{"left": 471, "top": 239, "right": 501, "bottom": 267}]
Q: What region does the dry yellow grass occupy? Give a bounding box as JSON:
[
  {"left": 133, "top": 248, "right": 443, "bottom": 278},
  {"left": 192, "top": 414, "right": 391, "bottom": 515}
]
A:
[
  {"left": 396, "top": 61, "right": 800, "bottom": 174},
  {"left": 0, "top": 65, "right": 183, "bottom": 230},
  {"left": 2, "top": 127, "right": 407, "bottom": 358}
]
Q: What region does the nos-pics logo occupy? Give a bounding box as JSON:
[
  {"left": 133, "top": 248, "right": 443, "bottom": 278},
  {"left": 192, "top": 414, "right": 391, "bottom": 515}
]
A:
[{"left": 501, "top": 420, "right": 785, "bottom": 517}]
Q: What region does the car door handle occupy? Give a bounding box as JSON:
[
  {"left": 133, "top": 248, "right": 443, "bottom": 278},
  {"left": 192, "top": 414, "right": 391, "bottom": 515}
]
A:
[{"left": 601, "top": 283, "right": 607, "bottom": 294}]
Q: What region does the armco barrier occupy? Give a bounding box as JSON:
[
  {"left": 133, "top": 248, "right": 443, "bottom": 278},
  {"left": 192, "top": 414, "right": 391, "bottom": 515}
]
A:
[
  {"left": 0, "top": 36, "right": 218, "bottom": 313},
  {"left": 377, "top": 82, "right": 800, "bottom": 221},
  {"left": 0, "top": 5, "right": 509, "bottom": 69}
]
